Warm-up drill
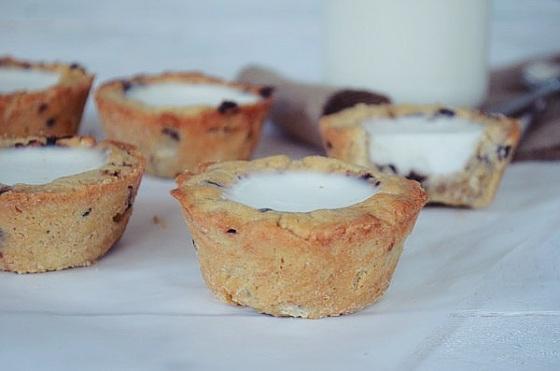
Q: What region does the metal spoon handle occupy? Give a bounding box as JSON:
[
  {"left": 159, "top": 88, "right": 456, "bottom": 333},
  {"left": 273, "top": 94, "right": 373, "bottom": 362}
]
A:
[{"left": 493, "top": 78, "right": 560, "bottom": 116}]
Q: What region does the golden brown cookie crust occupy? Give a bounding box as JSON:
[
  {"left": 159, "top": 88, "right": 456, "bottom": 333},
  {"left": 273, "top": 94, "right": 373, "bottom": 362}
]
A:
[
  {"left": 0, "top": 136, "right": 145, "bottom": 273},
  {"left": 172, "top": 155, "right": 426, "bottom": 318},
  {"left": 0, "top": 56, "right": 94, "bottom": 138},
  {"left": 320, "top": 104, "right": 521, "bottom": 208},
  {"left": 95, "top": 72, "right": 272, "bottom": 178}
]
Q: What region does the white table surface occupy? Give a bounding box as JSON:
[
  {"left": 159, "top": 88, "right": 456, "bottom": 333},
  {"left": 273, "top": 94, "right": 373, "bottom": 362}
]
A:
[{"left": 1, "top": 1, "right": 560, "bottom": 370}]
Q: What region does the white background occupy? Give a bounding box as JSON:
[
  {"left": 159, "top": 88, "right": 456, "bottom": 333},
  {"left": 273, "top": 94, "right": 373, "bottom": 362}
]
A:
[
  {"left": 1, "top": 1, "right": 560, "bottom": 370},
  {"left": 3, "top": 0, "right": 560, "bottom": 139}
]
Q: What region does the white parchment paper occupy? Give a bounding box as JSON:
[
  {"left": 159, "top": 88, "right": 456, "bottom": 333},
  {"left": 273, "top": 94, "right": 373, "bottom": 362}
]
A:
[{"left": 1, "top": 125, "right": 559, "bottom": 370}]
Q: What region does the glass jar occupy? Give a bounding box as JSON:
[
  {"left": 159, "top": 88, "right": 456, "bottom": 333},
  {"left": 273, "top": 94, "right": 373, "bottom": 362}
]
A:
[{"left": 323, "top": 0, "right": 490, "bottom": 107}]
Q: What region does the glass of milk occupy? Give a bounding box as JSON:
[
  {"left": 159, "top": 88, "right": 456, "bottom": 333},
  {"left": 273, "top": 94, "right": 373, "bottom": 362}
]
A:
[{"left": 323, "top": 0, "right": 490, "bottom": 107}]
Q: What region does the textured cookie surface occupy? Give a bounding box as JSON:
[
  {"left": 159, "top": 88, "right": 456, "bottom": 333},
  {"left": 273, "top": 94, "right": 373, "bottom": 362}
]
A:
[
  {"left": 0, "top": 56, "right": 93, "bottom": 138},
  {"left": 95, "top": 72, "right": 272, "bottom": 178},
  {"left": 0, "top": 136, "right": 144, "bottom": 273},
  {"left": 320, "top": 104, "right": 521, "bottom": 208},
  {"left": 172, "top": 155, "right": 426, "bottom": 318}
]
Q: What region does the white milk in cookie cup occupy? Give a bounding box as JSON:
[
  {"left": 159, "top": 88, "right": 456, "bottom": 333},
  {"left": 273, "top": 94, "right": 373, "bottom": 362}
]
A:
[
  {"left": 223, "top": 171, "right": 377, "bottom": 212},
  {"left": 0, "top": 57, "right": 94, "bottom": 139},
  {"left": 323, "top": 0, "right": 490, "bottom": 107},
  {"left": 125, "top": 82, "right": 260, "bottom": 108},
  {"left": 362, "top": 114, "right": 485, "bottom": 177},
  {"left": 95, "top": 72, "right": 272, "bottom": 178},
  {"left": 0, "top": 146, "right": 107, "bottom": 185},
  {"left": 172, "top": 156, "right": 426, "bottom": 319},
  {"left": 0, "top": 136, "right": 145, "bottom": 273},
  {"left": 320, "top": 104, "right": 521, "bottom": 207},
  {"left": 0, "top": 67, "right": 61, "bottom": 94}
]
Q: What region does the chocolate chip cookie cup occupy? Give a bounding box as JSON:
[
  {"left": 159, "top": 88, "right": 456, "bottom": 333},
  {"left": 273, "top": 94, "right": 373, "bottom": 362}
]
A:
[
  {"left": 95, "top": 72, "right": 272, "bottom": 178},
  {"left": 0, "top": 136, "right": 144, "bottom": 273},
  {"left": 171, "top": 156, "right": 426, "bottom": 318},
  {"left": 0, "top": 56, "right": 94, "bottom": 138},
  {"left": 320, "top": 104, "right": 521, "bottom": 208}
]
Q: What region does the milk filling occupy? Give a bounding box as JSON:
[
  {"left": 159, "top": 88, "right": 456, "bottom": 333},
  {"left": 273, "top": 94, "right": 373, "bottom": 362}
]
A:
[
  {"left": 0, "top": 147, "right": 108, "bottom": 185},
  {"left": 223, "top": 171, "right": 378, "bottom": 213},
  {"left": 363, "top": 115, "right": 484, "bottom": 176},
  {"left": 0, "top": 67, "right": 61, "bottom": 94},
  {"left": 125, "top": 82, "right": 259, "bottom": 107}
]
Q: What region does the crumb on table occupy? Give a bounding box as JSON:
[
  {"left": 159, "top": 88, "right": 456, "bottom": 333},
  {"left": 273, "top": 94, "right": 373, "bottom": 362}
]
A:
[{"left": 152, "top": 215, "right": 166, "bottom": 229}]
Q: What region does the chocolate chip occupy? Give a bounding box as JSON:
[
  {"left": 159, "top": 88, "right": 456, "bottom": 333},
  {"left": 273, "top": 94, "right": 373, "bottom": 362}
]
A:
[
  {"left": 497, "top": 145, "right": 512, "bottom": 160},
  {"left": 0, "top": 185, "right": 11, "bottom": 195},
  {"left": 322, "top": 89, "right": 391, "bottom": 116},
  {"left": 162, "top": 128, "right": 180, "bottom": 141},
  {"left": 125, "top": 185, "right": 134, "bottom": 211},
  {"left": 113, "top": 186, "right": 134, "bottom": 222},
  {"left": 360, "top": 173, "right": 381, "bottom": 185},
  {"left": 69, "top": 63, "right": 83, "bottom": 70},
  {"left": 437, "top": 108, "right": 455, "bottom": 117},
  {"left": 218, "top": 101, "right": 239, "bottom": 114},
  {"left": 112, "top": 213, "right": 124, "bottom": 223},
  {"left": 82, "top": 208, "right": 92, "bottom": 217},
  {"left": 20, "top": 62, "right": 31, "bottom": 69},
  {"left": 326, "top": 141, "right": 333, "bottom": 150},
  {"left": 46, "top": 117, "right": 56, "bottom": 127},
  {"left": 121, "top": 80, "right": 131, "bottom": 92},
  {"left": 477, "top": 154, "right": 491, "bottom": 165},
  {"left": 258, "top": 208, "right": 273, "bottom": 212},
  {"left": 205, "top": 180, "right": 223, "bottom": 188},
  {"left": 45, "top": 137, "right": 58, "bottom": 146},
  {"left": 38, "top": 103, "right": 48, "bottom": 114},
  {"left": 378, "top": 164, "right": 398, "bottom": 174},
  {"left": 102, "top": 169, "right": 121, "bottom": 177},
  {"left": 259, "top": 86, "right": 274, "bottom": 98},
  {"left": 407, "top": 171, "right": 427, "bottom": 183},
  {"left": 226, "top": 228, "right": 237, "bottom": 234},
  {"left": 14, "top": 143, "right": 24, "bottom": 148}
]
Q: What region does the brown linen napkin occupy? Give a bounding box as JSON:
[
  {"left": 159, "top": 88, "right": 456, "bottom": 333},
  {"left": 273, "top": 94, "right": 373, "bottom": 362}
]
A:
[
  {"left": 239, "top": 56, "right": 560, "bottom": 161},
  {"left": 238, "top": 66, "right": 390, "bottom": 148},
  {"left": 483, "top": 54, "right": 560, "bottom": 161}
]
